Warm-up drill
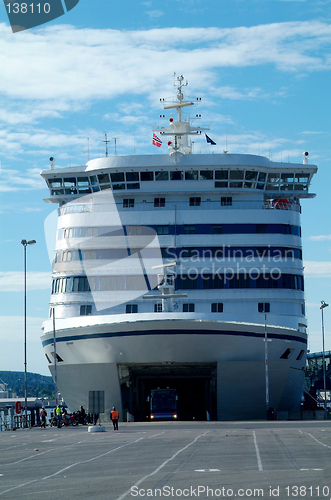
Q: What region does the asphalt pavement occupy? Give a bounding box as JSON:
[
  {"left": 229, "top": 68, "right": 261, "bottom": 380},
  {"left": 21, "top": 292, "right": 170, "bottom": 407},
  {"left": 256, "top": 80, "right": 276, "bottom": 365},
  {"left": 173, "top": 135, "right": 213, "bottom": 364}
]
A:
[{"left": 1, "top": 421, "right": 331, "bottom": 499}]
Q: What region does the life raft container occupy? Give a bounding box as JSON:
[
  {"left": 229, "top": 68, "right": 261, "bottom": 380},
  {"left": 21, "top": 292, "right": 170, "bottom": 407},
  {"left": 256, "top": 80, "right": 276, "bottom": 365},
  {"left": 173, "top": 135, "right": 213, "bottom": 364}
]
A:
[{"left": 274, "top": 199, "right": 291, "bottom": 210}]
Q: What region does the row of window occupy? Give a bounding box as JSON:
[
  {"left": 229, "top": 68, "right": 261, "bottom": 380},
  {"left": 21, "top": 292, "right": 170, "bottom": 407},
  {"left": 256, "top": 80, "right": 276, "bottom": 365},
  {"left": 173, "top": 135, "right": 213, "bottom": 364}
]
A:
[
  {"left": 123, "top": 197, "right": 233, "bottom": 208},
  {"left": 47, "top": 169, "right": 311, "bottom": 196},
  {"left": 78, "top": 301, "right": 305, "bottom": 316},
  {"left": 54, "top": 245, "right": 302, "bottom": 264},
  {"left": 51, "top": 272, "right": 304, "bottom": 295},
  {"left": 57, "top": 223, "right": 301, "bottom": 239},
  {"left": 179, "top": 273, "right": 304, "bottom": 291}
]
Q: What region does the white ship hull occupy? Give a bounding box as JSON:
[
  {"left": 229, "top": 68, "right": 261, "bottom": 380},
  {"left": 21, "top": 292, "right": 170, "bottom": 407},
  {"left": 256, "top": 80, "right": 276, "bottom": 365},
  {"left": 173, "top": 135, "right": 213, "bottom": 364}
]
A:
[{"left": 41, "top": 314, "right": 306, "bottom": 420}]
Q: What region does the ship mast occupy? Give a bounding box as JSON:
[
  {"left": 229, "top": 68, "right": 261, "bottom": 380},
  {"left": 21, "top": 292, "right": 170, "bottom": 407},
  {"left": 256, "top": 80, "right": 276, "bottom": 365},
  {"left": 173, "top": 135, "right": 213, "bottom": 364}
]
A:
[
  {"left": 143, "top": 262, "right": 187, "bottom": 313},
  {"left": 155, "top": 74, "right": 209, "bottom": 155}
]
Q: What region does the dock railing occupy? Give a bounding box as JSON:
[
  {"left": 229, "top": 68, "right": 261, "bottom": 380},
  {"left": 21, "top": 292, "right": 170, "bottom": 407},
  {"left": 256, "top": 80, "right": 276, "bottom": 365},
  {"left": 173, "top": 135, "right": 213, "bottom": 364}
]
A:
[{"left": 0, "top": 406, "right": 31, "bottom": 431}]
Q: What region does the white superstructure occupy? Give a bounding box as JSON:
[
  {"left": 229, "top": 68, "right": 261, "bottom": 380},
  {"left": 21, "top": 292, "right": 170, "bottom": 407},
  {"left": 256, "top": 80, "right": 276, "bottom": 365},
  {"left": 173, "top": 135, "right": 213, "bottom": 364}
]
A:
[{"left": 41, "top": 76, "right": 317, "bottom": 420}]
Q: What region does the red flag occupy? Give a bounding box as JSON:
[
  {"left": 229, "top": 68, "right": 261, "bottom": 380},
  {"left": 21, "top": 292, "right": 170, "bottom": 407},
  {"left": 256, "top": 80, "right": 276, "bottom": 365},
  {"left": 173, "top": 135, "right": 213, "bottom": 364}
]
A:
[{"left": 153, "top": 133, "right": 162, "bottom": 147}]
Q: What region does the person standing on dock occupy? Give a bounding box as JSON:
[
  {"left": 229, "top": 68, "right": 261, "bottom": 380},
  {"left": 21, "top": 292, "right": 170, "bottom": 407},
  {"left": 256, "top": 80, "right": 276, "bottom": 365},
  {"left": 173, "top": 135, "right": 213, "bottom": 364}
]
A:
[
  {"left": 40, "top": 406, "right": 47, "bottom": 428},
  {"left": 110, "top": 407, "right": 119, "bottom": 430},
  {"left": 56, "top": 405, "right": 62, "bottom": 428}
]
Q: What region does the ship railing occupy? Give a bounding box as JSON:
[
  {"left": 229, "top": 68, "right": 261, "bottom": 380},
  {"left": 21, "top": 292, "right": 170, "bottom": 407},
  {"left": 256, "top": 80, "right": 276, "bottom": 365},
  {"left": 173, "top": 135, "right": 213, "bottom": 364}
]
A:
[
  {"left": 59, "top": 203, "right": 92, "bottom": 216},
  {"left": 58, "top": 199, "right": 301, "bottom": 216},
  {"left": 125, "top": 411, "right": 134, "bottom": 422}
]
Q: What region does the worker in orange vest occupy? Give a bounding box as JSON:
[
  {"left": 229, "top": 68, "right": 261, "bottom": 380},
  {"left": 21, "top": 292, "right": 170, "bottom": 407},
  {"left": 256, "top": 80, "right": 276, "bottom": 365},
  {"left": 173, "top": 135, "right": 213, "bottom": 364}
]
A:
[{"left": 110, "top": 406, "right": 119, "bottom": 430}]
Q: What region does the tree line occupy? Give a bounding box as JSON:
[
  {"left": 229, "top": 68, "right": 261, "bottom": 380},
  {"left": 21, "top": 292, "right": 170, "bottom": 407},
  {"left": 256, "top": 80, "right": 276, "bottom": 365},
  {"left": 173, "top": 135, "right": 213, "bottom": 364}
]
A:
[{"left": 0, "top": 371, "right": 55, "bottom": 399}]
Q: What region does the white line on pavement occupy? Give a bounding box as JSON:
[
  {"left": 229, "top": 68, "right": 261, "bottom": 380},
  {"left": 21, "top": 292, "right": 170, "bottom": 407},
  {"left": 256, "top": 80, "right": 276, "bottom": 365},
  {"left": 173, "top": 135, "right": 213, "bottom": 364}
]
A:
[
  {"left": 253, "top": 430, "right": 263, "bottom": 471},
  {"left": 116, "top": 431, "right": 209, "bottom": 500}
]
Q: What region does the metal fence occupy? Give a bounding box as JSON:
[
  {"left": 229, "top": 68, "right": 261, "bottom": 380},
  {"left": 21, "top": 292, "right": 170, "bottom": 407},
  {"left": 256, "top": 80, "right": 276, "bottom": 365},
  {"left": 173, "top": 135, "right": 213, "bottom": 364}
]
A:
[{"left": 0, "top": 407, "right": 31, "bottom": 431}]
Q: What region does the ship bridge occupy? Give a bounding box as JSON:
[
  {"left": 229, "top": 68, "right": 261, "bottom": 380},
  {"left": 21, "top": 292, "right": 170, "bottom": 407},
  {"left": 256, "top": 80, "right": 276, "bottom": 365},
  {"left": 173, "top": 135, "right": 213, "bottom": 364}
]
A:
[{"left": 41, "top": 152, "right": 317, "bottom": 205}]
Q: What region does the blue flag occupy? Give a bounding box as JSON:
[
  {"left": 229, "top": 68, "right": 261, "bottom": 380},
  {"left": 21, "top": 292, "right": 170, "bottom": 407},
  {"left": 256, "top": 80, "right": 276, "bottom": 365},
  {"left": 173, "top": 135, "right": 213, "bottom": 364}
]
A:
[{"left": 205, "top": 134, "right": 216, "bottom": 145}]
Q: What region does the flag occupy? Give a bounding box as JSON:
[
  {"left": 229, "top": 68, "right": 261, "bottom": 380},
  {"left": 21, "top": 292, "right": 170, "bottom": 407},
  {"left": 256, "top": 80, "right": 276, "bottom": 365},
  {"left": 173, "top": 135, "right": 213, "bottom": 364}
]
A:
[
  {"left": 153, "top": 133, "right": 162, "bottom": 147},
  {"left": 205, "top": 134, "right": 216, "bottom": 145}
]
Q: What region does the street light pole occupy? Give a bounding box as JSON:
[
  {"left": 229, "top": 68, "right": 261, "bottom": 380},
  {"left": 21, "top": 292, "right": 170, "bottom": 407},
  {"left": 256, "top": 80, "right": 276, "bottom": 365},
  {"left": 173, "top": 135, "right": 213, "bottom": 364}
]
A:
[
  {"left": 320, "top": 300, "right": 329, "bottom": 420},
  {"left": 264, "top": 313, "right": 269, "bottom": 417},
  {"left": 21, "top": 239, "right": 36, "bottom": 428}
]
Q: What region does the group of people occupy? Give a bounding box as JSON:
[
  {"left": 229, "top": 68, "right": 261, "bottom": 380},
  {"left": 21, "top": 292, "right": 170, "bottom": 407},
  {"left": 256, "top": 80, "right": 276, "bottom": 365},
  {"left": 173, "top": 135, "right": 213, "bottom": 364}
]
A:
[
  {"left": 53, "top": 405, "right": 88, "bottom": 427},
  {"left": 40, "top": 404, "right": 119, "bottom": 429}
]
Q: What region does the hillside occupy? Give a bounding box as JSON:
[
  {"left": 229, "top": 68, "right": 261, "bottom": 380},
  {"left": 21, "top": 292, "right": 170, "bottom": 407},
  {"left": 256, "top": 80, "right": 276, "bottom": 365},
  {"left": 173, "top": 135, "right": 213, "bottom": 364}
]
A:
[{"left": 0, "top": 371, "right": 55, "bottom": 399}]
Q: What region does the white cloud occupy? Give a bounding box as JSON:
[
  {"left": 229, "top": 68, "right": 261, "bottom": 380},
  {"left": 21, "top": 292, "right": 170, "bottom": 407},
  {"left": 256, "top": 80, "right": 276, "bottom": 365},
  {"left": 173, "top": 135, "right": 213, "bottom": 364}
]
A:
[
  {"left": 212, "top": 86, "right": 267, "bottom": 101},
  {"left": 0, "top": 271, "right": 51, "bottom": 292},
  {"left": 0, "top": 166, "right": 46, "bottom": 192},
  {"left": 0, "top": 20, "right": 329, "bottom": 190},
  {"left": 303, "top": 261, "right": 331, "bottom": 276},
  {"left": 147, "top": 10, "right": 164, "bottom": 19},
  {"left": 308, "top": 234, "right": 331, "bottom": 241},
  {"left": 0, "top": 20, "right": 330, "bottom": 105}
]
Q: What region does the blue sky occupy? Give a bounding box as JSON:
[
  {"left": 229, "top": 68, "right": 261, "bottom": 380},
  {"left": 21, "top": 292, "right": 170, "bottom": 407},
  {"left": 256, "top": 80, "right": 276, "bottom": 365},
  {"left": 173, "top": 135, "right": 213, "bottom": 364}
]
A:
[{"left": 0, "top": 0, "right": 330, "bottom": 376}]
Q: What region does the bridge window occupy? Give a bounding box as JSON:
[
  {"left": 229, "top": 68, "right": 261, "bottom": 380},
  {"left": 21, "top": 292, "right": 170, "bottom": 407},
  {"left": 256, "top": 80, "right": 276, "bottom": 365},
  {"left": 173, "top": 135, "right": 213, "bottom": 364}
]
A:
[
  {"left": 154, "top": 198, "right": 165, "bottom": 207},
  {"left": 111, "top": 172, "right": 125, "bottom": 183},
  {"left": 155, "top": 171, "right": 169, "bottom": 181},
  {"left": 230, "top": 170, "right": 244, "bottom": 180},
  {"left": 140, "top": 171, "right": 154, "bottom": 181},
  {"left": 200, "top": 170, "right": 213, "bottom": 180},
  {"left": 123, "top": 199, "right": 134, "bottom": 208},
  {"left": 190, "top": 197, "right": 201, "bottom": 206},
  {"left": 98, "top": 173, "right": 110, "bottom": 184},
  {"left": 170, "top": 171, "right": 183, "bottom": 180},
  {"left": 184, "top": 225, "right": 195, "bottom": 234},
  {"left": 157, "top": 225, "right": 169, "bottom": 235},
  {"left": 215, "top": 170, "right": 228, "bottom": 179},
  {"left": 221, "top": 197, "right": 232, "bottom": 206},
  {"left": 80, "top": 305, "right": 92, "bottom": 316},
  {"left": 126, "top": 304, "right": 138, "bottom": 313},
  {"left": 154, "top": 303, "right": 162, "bottom": 312},
  {"left": 185, "top": 170, "right": 198, "bottom": 180},
  {"left": 211, "top": 303, "right": 223, "bottom": 313},
  {"left": 183, "top": 303, "right": 195, "bottom": 312},
  {"left": 245, "top": 171, "right": 258, "bottom": 181},
  {"left": 126, "top": 172, "right": 139, "bottom": 182},
  {"left": 48, "top": 178, "right": 62, "bottom": 188},
  {"left": 256, "top": 224, "right": 267, "bottom": 233},
  {"left": 258, "top": 302, "right": 270, "bottom": 313},
  {"left": 211, "top": 224, "right": 223, "bottom": 234}
]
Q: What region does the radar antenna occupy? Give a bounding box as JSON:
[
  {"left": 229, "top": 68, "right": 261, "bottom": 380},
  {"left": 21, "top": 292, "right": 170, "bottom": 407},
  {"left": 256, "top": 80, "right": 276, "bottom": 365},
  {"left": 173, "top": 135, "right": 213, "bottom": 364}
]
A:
[
  {"left": 103, "top": 134, "right": 110, "bottom": 157},
  {"left": 83, "top": 138, "right": 90, "bottom": 162},
  {"left": 155, "top": 74, "right": 209, "bottom": 155}
]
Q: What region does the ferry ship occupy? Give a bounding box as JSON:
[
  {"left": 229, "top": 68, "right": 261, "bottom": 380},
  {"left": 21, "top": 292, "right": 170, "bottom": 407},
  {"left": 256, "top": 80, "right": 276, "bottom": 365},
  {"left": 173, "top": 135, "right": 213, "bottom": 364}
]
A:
[{"left": 40, "top": 76, "right": 317, "bottom": 420}]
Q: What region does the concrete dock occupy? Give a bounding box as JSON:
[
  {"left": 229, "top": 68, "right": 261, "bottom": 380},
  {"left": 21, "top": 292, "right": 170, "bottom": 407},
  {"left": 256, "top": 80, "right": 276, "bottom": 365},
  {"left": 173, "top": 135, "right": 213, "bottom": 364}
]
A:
[{"left": 1, "top": 421, "right": 331, "bottom": 499}]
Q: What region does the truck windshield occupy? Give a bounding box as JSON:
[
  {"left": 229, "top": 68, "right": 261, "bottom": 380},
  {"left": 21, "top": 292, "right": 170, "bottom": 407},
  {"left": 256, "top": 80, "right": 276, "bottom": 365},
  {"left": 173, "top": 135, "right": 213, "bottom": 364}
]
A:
[{"left": 151, "top": 391, "right": 176, "bottom": 410}]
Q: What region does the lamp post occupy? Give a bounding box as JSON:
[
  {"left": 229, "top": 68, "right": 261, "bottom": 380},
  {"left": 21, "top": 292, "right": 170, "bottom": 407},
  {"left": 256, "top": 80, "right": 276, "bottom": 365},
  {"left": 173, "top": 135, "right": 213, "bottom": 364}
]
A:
[
  {"left": 264, "top": 313, "right": 269, "bottom": 417},
  {"left": 21, "top": 239, "right": 36, "bottom": 428},
  {"left": 320, "top": 300, "right": 329, "bottom": 420}
]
